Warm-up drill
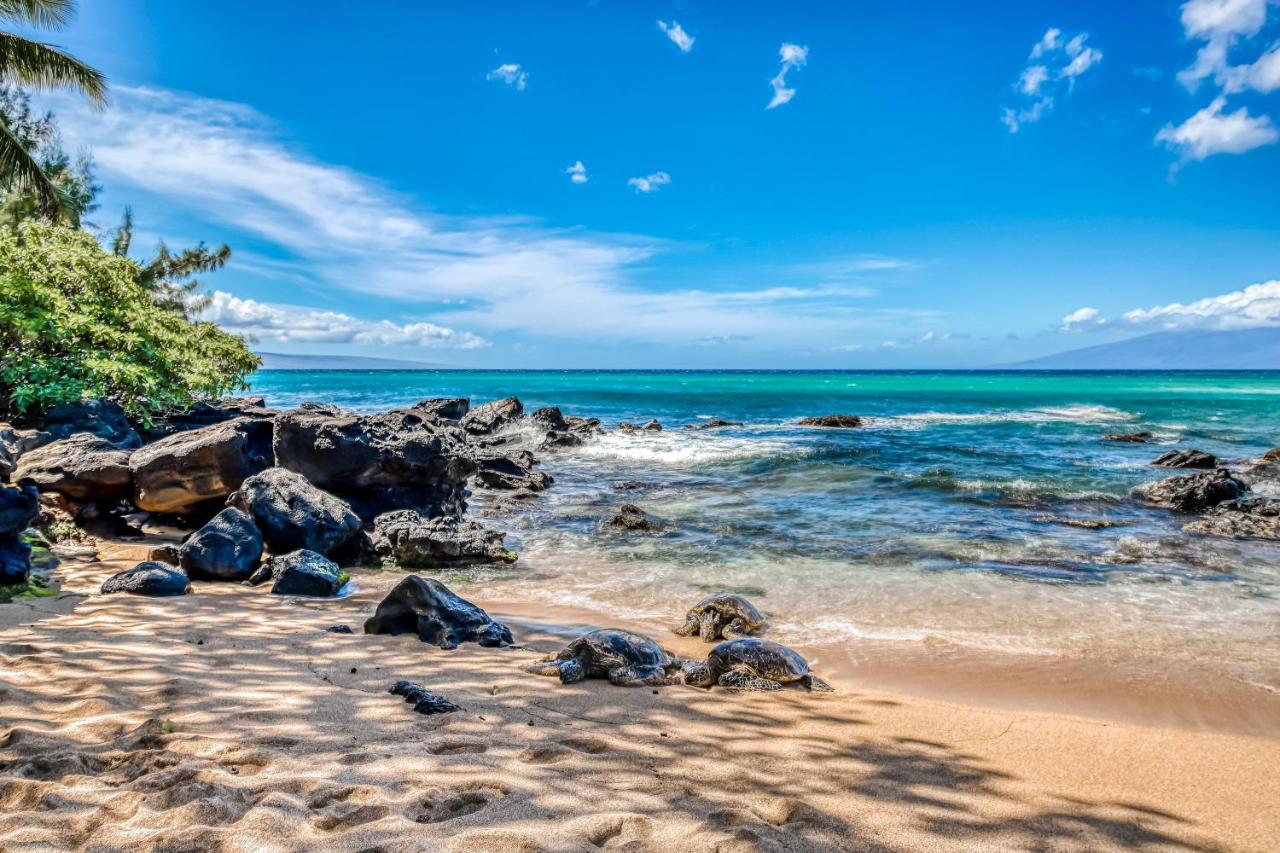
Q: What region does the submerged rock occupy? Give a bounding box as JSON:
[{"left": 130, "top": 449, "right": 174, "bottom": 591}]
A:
[
  {"left": 179, "top": 507, "right": 264, "bottom": 581},
  {"left": 372, "top": 509, "right": 516, "bottom": 566},
  {"left": 1104, "top": 431, "right": 1154, "bottom": 443},
  {"left": 1184, "top": 499, "right": 1280, "bottom": 540},
  {"left": 246, "top": 549, "right": 349, "bottom": 597},
  {"left": 101, "top": 561, "right": 191, "bottom": 596},
  {"left": 364, "top": 575, "right": 513, "bottom": 649},
  {"left": 460, "top": 396, "right": 523, "bottom": 436},
  {"left": 1033, "top": 515, "right": 1120, "bottom": 530},
  {"left": 605, "top": 503, "right": 662, "bottom": 532},
  {"left": 684, "top": 419, "right": 743, "bottom": 430},
  {"left": 130, "top": 417, "right": 274, "bottom": 514},
  {"left": 470, "top": 452, "right": 552, "bottom": 491},
  {"left": 41, "top": 399, "right": 141, "bottom": 449},
  {"left": 1135, "top": 469, "right": 1244, "bottom": 513},
  {"left": 618, "top": 419, "right": 663, "bottom": 432},
  {"left": 13, "top": 434, "right": 133, "bottom": 500},
  {"left": 798, "top": 415, "right": 863, "bottom": 428},
  {"left": 1153, "top": 449, "right": 1217, "bottom": 469},
  {"left": 390, "top": 679, "right": 460, "bottom": 715},
  {"left": 228, "top": 467, "right": 361, "bottom": 558}
]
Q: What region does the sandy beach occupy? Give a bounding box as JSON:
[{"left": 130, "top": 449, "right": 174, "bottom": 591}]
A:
[{"left": 2, "top": 542, "right": 1277, "bottom": 853}]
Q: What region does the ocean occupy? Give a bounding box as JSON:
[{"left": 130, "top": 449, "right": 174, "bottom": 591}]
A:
[{"left": 250, "top": 369, "right": 1280, "bottom": 723}]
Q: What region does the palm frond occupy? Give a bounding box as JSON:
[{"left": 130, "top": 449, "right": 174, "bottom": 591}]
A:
[
  {"left": 0, "top": 33, "right": 105, "bottom": 105},
  {"left": 0, "top": 110, "right": 60, "bottom": 218},
  {"left": 0, "top": 1, "right": 74, "bottom": 30},
  {"left": 111, "top": 205, "right": 132, "bottom": 256}
]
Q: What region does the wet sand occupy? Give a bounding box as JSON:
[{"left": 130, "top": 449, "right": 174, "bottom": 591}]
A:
[{"left": 1, "top": 542, "right": 1277, "bottom": 852}]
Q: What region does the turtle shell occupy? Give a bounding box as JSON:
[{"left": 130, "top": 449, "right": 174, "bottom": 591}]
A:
[
  {"left": 707, "top": 638, "right": 810, "bottom": 683},
  {"left": 690, "top": 593, "right": 765, "bottom": 626},
  {"left": 570, "top": 629, "right": 673, "bottom": 670}
]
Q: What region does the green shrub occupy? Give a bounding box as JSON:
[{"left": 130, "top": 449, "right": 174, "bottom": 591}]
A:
[{"left": 0, "top": 221, "right": 260, "bottom": 419}]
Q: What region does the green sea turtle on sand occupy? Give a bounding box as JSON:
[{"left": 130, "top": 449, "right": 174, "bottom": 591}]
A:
[
  {"left": 524, "top": 629, "right": 680, "bottom": 686},
  {"left": 674, "top": 593, "right": 767, "bottom": 642},
  {"left": 680, "top": 638, "right": 832, "bottom": 692}
]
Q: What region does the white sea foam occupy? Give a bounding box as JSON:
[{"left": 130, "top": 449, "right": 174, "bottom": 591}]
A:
[
  {"left": 570, "top": 430, "right": 795, "bottom": 467},
  {"left": 877, "top": 404, "right": 1137, "bottom": 429}
]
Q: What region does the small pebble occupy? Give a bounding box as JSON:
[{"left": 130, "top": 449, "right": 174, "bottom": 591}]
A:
[
  {"left": 527, "top": 720, "right": 535, "bottom": 726},
  {"left": 661, "top": 732, "right": 669, "bottom": 737},
  {"left": 350, "top": 667, "right": 357, "bottom": 673}
]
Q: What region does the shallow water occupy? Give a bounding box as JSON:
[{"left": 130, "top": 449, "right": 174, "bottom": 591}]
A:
[{"left": 251, "top": 370, "right": 1280, "bottom": 712}]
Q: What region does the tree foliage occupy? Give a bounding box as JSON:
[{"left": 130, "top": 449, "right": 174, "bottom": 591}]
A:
[
  {"left": 0, "top": 220, "right": 260, "bottom": 419},
  {"left": 111, "top": 206, "right": 229, "bottom": 316},
  {"left": 0, "top": 85, "right": 97, "bottom": 227}
]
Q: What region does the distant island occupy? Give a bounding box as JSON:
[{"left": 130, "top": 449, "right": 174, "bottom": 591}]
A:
[
  {"left": 1009, "top": 328, "right": 1280, "bottom": 370},
  {"left": 255, "top": 352, "right": 455, "bottom": 370}
]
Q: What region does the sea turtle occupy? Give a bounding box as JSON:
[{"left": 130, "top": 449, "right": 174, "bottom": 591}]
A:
[
  {"left": 680, "top": 638, "right": 832, "bottom": 692},
  {"left": 524, "top": 629, "right": 680, "bottom": 687},
  {"left": 674, "top": 593, "right": 767, "bottom": 642}
]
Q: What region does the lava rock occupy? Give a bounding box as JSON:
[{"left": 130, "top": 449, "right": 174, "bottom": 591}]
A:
[
  {"left": 101, "top": 561, "right": 191, "bottom": 596},
  {"left": 390, "top": 679, "right": 460, "bottom": 715},
  {"left": 460, "top": 396, "right": 524, "bottom": 436},
  {"left": 531, "top": 407, "right": 600, "bottom": 450},
  {"left": 13, "top": 433, "right": 133, "bottom": 500},
  {"left": 0, "top": 482, "right": 39, "bottom": 585},
  {"left": 371, "top": 509, "right": 516, "bottom": 566},
  {"left": 412, "top": 397, "right": 470, "bottom": 421},
  {"left": 1105, "top": 431, "right": 1154, "bottom": 443},
  {"left": 130, "top": 417, "right": 274, "bottom": 514},
  {"left": 798, "top": 415, "right": 863, "bottom": 428},
  {"left": 1135, "top": 469, "right": 1244, "bottom": 513},
  {"left": 470, "top": 452, "right": 552, "bottom": 491},
  {"left": 364, "top": 575, "right": 513, "bottom": 649},
  {"left": 684, "top": 419, "right": 744, "bottom": 430},
  {"left": 605, "top": 503, "right": 663, "bottom": 532},
  {"left": 147, "top": 544, "right": 182, "bottom": 564},
  {"left": 227, "top": 467, "right": 361, "bottom": 558},
  {"left": 1184, "top": 499, "right": 1280, "bottom": 540},
  {"left": 41, "top": 399, "right": 141, "bottom": 448},
  {"left": 1153, "top": 449, "right": 1217, "bottom": 469},
  {"left": 618, "top": 419, "right": 663, "bottom": 432},
  {"left": 246, "top": 549, "right": 349, "bottom": 597},
  {"left": 326, "top": 624, "right": 354, "bottom": 634},
  {"left": 178, "top": 507, "right": 264, "bottom": 581},
  {"left": 139, "top": 397, "right": 275, "bottom": 442}
]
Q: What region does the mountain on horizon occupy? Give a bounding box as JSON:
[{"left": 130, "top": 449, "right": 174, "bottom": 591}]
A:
[
  {"left": 256, "top": 352, "right": 454, "bottom": 370},
  {"left": 1008, "top": 328, "right": 1280, "bottom": 370}
]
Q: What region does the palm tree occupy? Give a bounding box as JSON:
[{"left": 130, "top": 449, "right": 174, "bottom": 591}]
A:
[
  {"left": 0, "top": 0, "right": 105, "bottom": 219},
  {"left": 112, "top": 206, "right": 232, "bottom": 316}
]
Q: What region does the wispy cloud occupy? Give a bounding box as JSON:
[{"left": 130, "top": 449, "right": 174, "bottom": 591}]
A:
[
  {"left": 1157, "top": 96, "right": 1278, "bottom": 161},
  {"left": 1003, "top": 27, "right": 1102, "bottom": 133},
  {"left": 767, "top": 43, "right": 808, "bottom": 110},
  {"left": 627, "top": 171, "right": 670, "bottom": 193},
  {"left": 657, "top": 20, "right": 694, "bottom": 53},
  {"left": 486, "top": 63, "right": 528, "bottom": 90},
  {"left": 564, "top": 160, "right": 588, "bottom": 184}
]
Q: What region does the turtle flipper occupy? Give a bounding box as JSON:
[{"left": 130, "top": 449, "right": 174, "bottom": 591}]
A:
[
  {"left": 673, "top": 613, "right": 699, "bottom": 637},
  {"left": 523, "top": 658, "right": 566, "bottom": 677},
  {"left": 717, "top": 667, "right": 782, "bottom": 692},
  {"left": 698, "top": 610, "right": 721, "bottom": 642},
  {"left": 721, "top": 618, "right": 752, "bottom": 640},
  {"left": 607, "top": 664, "right": 667, "bottom": 687},
  {"left": 803, "top": 674, "right": 834, "bottom": 692}
]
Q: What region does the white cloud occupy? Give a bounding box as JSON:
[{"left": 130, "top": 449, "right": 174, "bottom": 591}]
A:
[
  {"left": 1122, "top": 280, "right": 1280, "bottom": 329},
  {"left": 1003, "top": 28, "right": 1102, "bottom": 133},
  {"left": 564, "top": 160, "right": 588, "bottom": 184},
  {"left": 657, "top": 20, "right": 694, "bottom": 53},
  {"left": 627, "top": 171, "right": 670, "bottom": 193},
  {"left": 201, "top": 291, "right": 490, "bottom": 348},
  {"left": 1060, "top": 306, "right": 1104, "bottom": 332},
  {"left": 486, "top": 63, "right": 527, "bottom": 90},
  {"left": 767, "top": 43, "right": 808, "bottom": 110},
  {"left": 1156, "top": 96, "right": 1278, "bottom": 160},
  {"left": 1176, "top": 0, "right": 1272, "bottom": 90}
]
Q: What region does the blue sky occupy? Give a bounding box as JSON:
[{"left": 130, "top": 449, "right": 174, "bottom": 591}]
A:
[{"left": 24, "top": 0, "right": 1280, "bottom": 367}]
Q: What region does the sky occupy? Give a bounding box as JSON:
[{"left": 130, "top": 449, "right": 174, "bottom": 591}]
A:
[{"left": 17, "top": 0, "right": 1280, "bottom": 368}]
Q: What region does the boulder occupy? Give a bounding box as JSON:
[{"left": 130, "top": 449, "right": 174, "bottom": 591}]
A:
[
  {"left": 1135, "top": 469, "right": 1244, "bottom": 513},
  {"left": 1104, "top": 431, "right": 1154, "bottom": 443},
  {"left": 1262, "top": 448, "right": 1280, "bottom": 463},
  {"left": 1153, "top": 449, "right": 1217, "bottom": 469},
  {"left": 245, "top": 549, "right": 348, "bottom": 597},
  {"left": 273, "top": 407, "right": 475, "bottom": 519},
  {"left": 178, "top": 507, "right": 264, "bottom": 581},
  {"left": 147, "top": 544, "right": 181, "bottom": 565},
  {"left": 531, "top": 407, "right": 600, "bottom": 449},
  {"left": 364, "top": 575, "right": 513, "bottom": 649},
  {"left": 684, "top": 419, "right": 743, "bottom": 430},
  {"left": 371, "top": 509, "right": 516, "bottom": 566},
  {"left": 139, "top": 397, "right": 275, "bottom": 442},
  {"left": 0, "top": 424, "right": 23, "bottom": 479},
  {"left": 12, "top": 434, "right": 133, "bottom": 500},
  {"left": 1184, "top": 499, "right": 1280, "bottom": 540},
  {"left": 130, "top": 418, "right": 274, "bottom": 514},
  {"left": 0, "top": 483, "right": 39, "bottom": 585},
  {"left": 460, "top": 396, "right": 523, "bottom": 436},
  {"left": 471, "top": 452, "right": 552, "bottom": 491},
  {"left": 412, "top": 398, "right": 470, "bottom": 421},
  {"left": 228, "top": 467, "right": 361, "bottom": 558},
  {"left": 101, "top": 561, "right": 191, "bottom": 596},
  {"left": 41, "top": 399, "right": 141, "bottom": 449},
  {"left": 605, "top": 503, "right": 663, "bottom": 532},
  {"left": 798, "top": 415, "right": 863, "bottom": 428},
  {"left": 618, "top": 419, "right": 663, "bottom": 432}
]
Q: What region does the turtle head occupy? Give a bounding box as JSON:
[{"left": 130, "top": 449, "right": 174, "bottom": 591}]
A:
[
  {"left": 679, "top": 659, "right": 716, "bottom": 688},
  {"left": 558, "top": 658, "right": 587, "bottom": 684}
]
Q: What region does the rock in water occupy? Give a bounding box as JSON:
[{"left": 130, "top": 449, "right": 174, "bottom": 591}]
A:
[
  {"left": 605, "top": 504, "right": 662, "bottom": 532},
  {"left": 1153, "top": 449, "right": 1217, "bottom": 469},
  {"left": 618, "top": 419, "right": 663, "bottom": 432},
  {"left": 273, "top": 407, "right": 475, "bottom": 520},
  {"left": 247, "top": 549, "right": 349, "bottom": 597},
  {"left": 228, "top": 467, "right": 361, "bottom": 558},
  {"left": 372, "top": 510, "right": 516, "bottom": 565},
  {"left": 685, "top": 419, "right": 743, "bottom": 430},
  {"left": 459, "top": 397, "right": 523, "bottom": 436},
  {"left": 41, "top": 399, "right": 141, "bottom": 448},
  {"left": 0, "top": 482, "right": 39, "bottom": 585},
  {"left": 364, "top": 575, "right": 513, "bottom": 649},
  {"left": 798, "top": 415, "right": 863, "bottom": 428},
  {"left": 470, "top": 452, "right": 552, "bottom": 491},
  {"left": 179, "top": 507, "right": 264, "bottom": 581},
  {"left": 412, "top": 398, "right": 470, "bottom": 421},
  {"left": 130, "top": 418, "right": 274, "bottom": 514},
  {"left": 390, "top": 680, "right": 460, "bottom": 715},
  {"left": 1135, "top": 469, "right": 1244, "bottom": 513},
  {"left": 1104, "top": 431, "right": 1154, "bottom": 443},
  {"left": 12, "top": 433, "right": 133, "bottom": 500},
  {"left": 1184, "top": 499, "right": 1280, "bottom": 540},
  {"left": 101, "top": 561, "right": 191, "bottom": 596}
]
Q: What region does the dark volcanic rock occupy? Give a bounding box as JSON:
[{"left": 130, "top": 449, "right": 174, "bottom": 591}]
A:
[
  {"left": 364, "top": 575, "right": 513, "bottom": 649},
  {"left": 139, "top": 397, "right": 275, "bottom": 442},
  {"left": 0, "top": 424, "right": 24, "bottom": 479},
  {"left": 371, "top": 509, "right": 516, "bottom": 566},
  {"left": 247, "top": 549, "right": 349, "bottom": 597},
  {"left": 618, "top": 419, "right": 663, "bottom": 432},
  {"left": 101, "top": 561, "right": 191, "bottom": 596},
  {"left": 412, "top": 398, "right": 470, "bottom": 421},
  {"left": 1184, "top": 499, "right": 1280, "bottom": 540},
  {"left": 179, "top": 507, "right": 264, "bottom": 581},
  {"left": 390, "top": 680, "right": 460, "bottom": 715},
  {"left": 228, "top": 467, "right": 361, "bottom": 558},
  {"left": 1104, "top": 431, "right": 1154, "bottom": 443},
  {"left": 130, "top": 417, "right": 274, "bottom": 514},
  {"left": 460, "top": 396, "right": 523, "bottom": 436},
  {"left": 147, "top": 544, "right": 181, "bottom": 565},
  {"left": 273, "top": 407, "right": 475, "bottom": 519},
  {"left": 531, "top": 407, "right": 600, "bottom": 450},
  {"left": 326, "top": 624, "right": 354, "bottom": 634},
  {"left": 1153, "top": 449, "right": 1217, "bottom": 469},
  {"left": 0, "top": 482, "right": 39, "bottom": 584},
  {"left": 684, "top": 419, "right": 743, "bottom": 430},
  {"left": 471, "top": 452, "right": 552, "bottom": 491},
  {"left": 1033, "top": 515, "right": 1120, "bottom": 530},
  {"left": 798, "top": 415, "right": 863, "bottom": 428},
  {"left": 1135, "top": 469, "right": 1244, "bottom": 513},
  {"left": 42, "top": 399, "right": 141, "bottom": 449},
  {"left": 13, "top": 433, "right": 133, "bottom": 500},
  {"left": 613, "top": 480, "right": 657, "bottom": 490},
  {"left": 605, "top": 503, "right": 663, "bottom": 532}
]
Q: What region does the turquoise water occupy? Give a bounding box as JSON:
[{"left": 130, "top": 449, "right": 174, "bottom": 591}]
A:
[{"left": 250, "top": 370, "right": 1280, "bottom": 690}]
